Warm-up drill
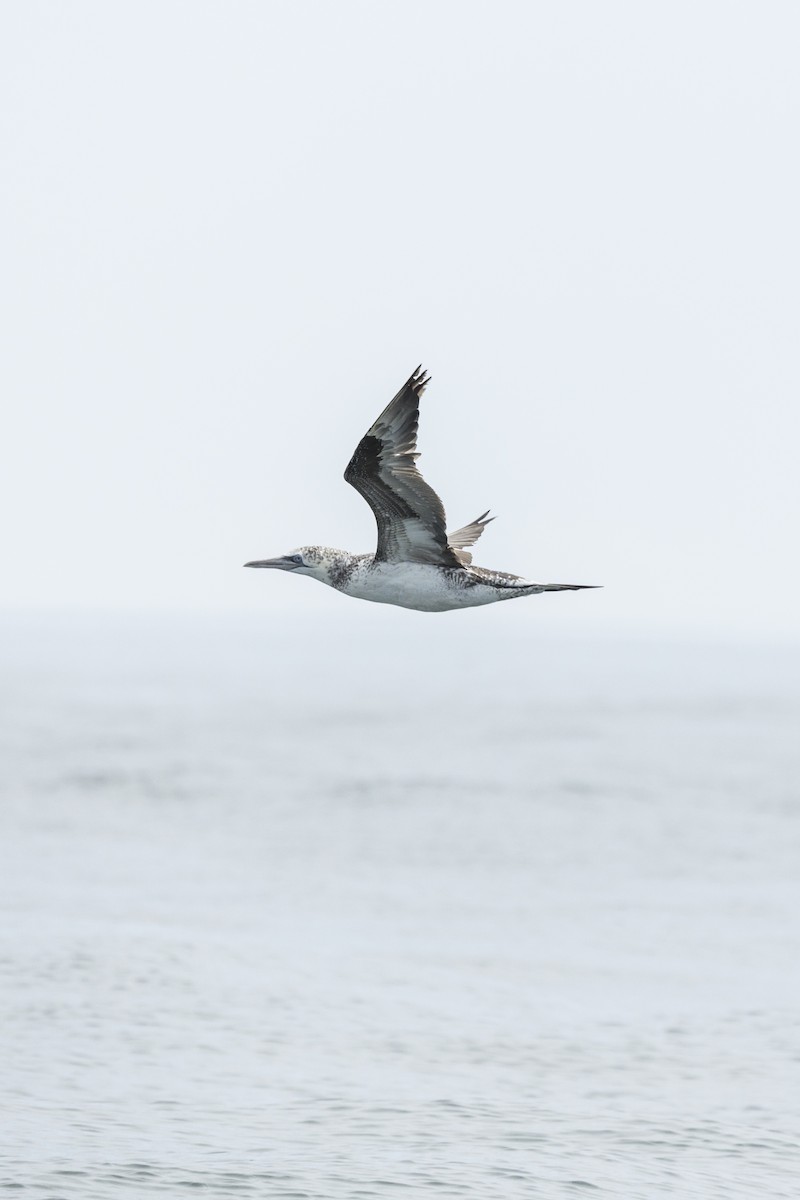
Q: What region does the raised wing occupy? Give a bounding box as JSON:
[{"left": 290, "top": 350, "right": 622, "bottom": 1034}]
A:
[
  {"left": 446, "top": 510, "right": 494, "bottom": 565},
  {"left": 344, "top": 366, "right": 463, "bottom": 566}
]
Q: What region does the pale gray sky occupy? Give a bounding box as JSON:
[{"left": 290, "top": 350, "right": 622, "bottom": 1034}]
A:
[{"left": 2, "top": 1, "right": 798, "bottom": 638}]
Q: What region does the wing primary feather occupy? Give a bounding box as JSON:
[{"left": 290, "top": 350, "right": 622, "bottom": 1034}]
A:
[
  {"left": 446, "top": 510, "right": 495, "bottom": 564},
  {"left": 343, "top": 365, "right": 461, "bottom": 566}
]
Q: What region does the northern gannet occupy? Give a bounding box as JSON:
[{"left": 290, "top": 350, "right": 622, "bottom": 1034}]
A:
[{"left": 245, "top": 366, "right": 598, "bottom": 612}]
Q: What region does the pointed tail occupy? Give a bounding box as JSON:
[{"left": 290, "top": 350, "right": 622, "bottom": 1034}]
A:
[{"left": 541, "top": 583, "right": 601, "bottom": 591}]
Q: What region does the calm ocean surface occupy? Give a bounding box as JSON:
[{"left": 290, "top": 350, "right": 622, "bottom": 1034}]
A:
[{"left": 1, "top": 610, "right": 799, "bottom": 1198}]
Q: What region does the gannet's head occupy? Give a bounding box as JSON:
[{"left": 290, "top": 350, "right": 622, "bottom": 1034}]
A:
[{"left": 243, "top": 545, "right": 347, "bottom": 586}]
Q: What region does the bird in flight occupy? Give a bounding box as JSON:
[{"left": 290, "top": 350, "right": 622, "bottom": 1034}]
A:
[{"left": 245, "top": 366, "right": 598, "bottom": 612}]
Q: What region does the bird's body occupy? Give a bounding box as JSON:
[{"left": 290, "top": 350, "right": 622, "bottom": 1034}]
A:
[
  {"left": 282, "top": 548, "right": 578, "bottom": 612},
  {"left": 343, "top": 559, "right": 538, "bottom": 612},
  {"left": 245, "top": 366, "right": 597, "bottom": 612}
]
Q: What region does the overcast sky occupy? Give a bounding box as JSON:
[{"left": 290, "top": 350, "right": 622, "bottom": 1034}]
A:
[{"left": 2, "top": 1, "right": 798, "bottom": 639}]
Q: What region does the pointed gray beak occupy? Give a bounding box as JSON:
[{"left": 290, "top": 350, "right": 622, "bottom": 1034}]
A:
[{"left": 243, "top": 556, "right": 297, "bottom": 570}]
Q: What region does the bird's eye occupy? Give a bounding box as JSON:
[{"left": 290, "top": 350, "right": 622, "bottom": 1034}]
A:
[{"left": 289, "top": 554, "right": 303, "bottom": 564}]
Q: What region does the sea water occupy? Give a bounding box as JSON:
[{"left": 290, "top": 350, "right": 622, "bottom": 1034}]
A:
[{"left": 1, "top": 610, "right": 799, "bottom": 1198}]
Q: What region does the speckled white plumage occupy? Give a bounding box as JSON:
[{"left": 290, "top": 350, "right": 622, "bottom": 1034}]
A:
[{"left": 339, "top": 558, "right": 543, "bottom": 613}]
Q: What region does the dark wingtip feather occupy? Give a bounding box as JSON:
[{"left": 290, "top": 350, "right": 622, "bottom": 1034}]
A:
[{"left": 411, "top": 365, "right": 431, "bottom": 396}]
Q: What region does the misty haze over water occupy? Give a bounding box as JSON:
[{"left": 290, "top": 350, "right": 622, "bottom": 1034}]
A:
[{"left": 2, "top": 611, "right": 799, "bottom": 1198}]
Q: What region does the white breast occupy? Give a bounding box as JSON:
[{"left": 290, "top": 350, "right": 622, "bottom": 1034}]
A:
[{"left": 341, "top": 562, "right": 500, "bottom": 612}]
